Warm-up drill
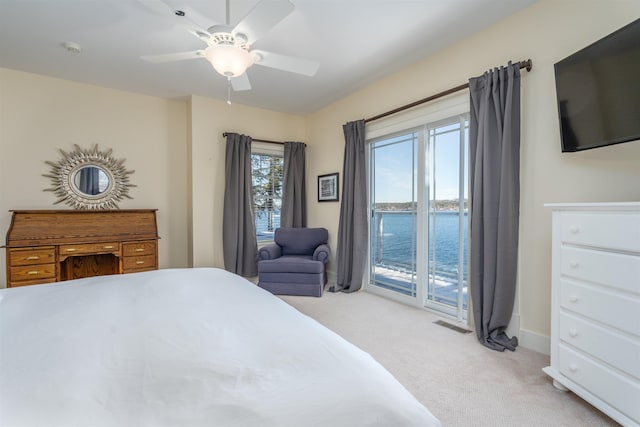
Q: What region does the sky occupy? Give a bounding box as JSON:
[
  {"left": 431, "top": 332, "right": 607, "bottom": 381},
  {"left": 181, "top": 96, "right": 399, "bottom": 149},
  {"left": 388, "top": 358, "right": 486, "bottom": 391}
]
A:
[{"left": 372, "top": 122, "right": 468, "bottom": 203}]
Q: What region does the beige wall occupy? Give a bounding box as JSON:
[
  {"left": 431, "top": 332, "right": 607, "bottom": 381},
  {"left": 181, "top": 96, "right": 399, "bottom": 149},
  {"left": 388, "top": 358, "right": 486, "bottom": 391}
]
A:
[
  {"left": 305, "top": 0, "right": 640, "bottom": 352},
  {"left": 187, "top": 95, "right": 306, "bottom": 268},
  {"left": 0, "top": 68, "right": 190, "bottom": 287}
]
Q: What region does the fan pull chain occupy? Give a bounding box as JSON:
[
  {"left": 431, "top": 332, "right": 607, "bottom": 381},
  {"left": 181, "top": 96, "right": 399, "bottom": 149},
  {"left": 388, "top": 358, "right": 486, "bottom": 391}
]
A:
[{"left": 227, "top": 76, "right": 232, "bottom": 105}]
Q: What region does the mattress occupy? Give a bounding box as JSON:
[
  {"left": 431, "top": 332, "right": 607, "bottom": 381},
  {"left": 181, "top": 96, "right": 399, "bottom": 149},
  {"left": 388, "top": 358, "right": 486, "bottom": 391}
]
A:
[{"left": 0, "top": 268, "right": 440, "bottom": 426}]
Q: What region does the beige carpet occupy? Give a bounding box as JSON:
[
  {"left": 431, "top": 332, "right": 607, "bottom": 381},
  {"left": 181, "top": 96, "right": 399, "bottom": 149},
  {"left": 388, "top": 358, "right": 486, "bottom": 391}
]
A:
[{"left": 280, "top": 291, "right": 618, "bottom": 427}]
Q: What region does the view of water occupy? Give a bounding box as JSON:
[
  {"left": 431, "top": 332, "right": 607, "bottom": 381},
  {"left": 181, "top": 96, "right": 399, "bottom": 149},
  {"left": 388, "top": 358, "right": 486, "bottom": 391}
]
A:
[
  {"left": 371, "top": 211, "right": 468, "bottom": 281},
  {"left": 371, "top": 211, "right": 469, "bottom": 310}
]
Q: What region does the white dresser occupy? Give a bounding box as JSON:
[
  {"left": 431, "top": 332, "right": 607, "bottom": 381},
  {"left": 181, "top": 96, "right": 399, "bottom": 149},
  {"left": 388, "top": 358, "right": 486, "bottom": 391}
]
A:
[{"left": 544, "top": 202, "right": 640, "bottom": 427}]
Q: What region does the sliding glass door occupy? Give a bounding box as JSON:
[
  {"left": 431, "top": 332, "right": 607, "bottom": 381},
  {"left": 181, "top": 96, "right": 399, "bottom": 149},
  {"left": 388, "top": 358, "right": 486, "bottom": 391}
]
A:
[
  {"left": 368, "top": 114, "right": 469, "bottom": 321},
  {"left": 424, "top": 117, "right": 468, "bottom": 319},
  {"left": 369, "top": 132, "right": 419, "bottom": 298}
]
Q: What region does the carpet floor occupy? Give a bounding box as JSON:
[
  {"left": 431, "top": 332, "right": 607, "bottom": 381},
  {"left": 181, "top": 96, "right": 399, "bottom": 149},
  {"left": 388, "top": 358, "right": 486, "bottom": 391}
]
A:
[{"left": 280, "top": 291, "right": 619, "bottom": 427}]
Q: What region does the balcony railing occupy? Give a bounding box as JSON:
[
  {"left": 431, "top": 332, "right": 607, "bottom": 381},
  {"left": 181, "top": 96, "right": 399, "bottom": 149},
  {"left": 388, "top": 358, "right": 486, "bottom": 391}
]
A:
[{"left": 370, "top": 210, "right": 468, "bottom": 310}]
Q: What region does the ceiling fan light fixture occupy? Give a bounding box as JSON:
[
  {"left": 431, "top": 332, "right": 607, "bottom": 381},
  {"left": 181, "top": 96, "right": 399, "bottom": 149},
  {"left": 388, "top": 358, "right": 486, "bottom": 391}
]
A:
[{"left": 204, "top": 44, "right": 253, "bottom": 78}]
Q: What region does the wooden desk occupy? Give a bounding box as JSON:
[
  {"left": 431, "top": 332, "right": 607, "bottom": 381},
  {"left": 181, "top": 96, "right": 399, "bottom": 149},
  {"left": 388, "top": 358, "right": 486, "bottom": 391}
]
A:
[{"left": 5, "top": 210, "right": 159, "bottom": 287}]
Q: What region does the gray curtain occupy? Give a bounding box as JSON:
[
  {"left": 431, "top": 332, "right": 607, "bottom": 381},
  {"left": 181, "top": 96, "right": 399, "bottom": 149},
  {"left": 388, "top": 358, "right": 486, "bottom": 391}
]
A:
[
  {"left": 281, "top": 142, "right": 307, "bottom": 228},
  {"left": 223, "top": 133, "right": 258, "bottom": 277},
  {"left": 333, "top": 119, "right": 367, "bottom": 293},
  {"left": 469, "top": 62, "right": 521, "bottom": 352}
]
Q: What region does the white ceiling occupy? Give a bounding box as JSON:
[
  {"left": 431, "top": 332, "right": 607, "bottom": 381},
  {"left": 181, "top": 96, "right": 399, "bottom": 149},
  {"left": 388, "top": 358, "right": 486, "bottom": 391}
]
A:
[{"left": 0, "top": 0, "right": 537, "bottom": 114}]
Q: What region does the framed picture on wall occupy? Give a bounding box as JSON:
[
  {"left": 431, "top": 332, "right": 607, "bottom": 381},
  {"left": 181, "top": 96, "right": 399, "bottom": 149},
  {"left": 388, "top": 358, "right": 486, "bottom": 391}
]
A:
[{"left": 318, "top": 173, "right": 339, "bottom": 202}]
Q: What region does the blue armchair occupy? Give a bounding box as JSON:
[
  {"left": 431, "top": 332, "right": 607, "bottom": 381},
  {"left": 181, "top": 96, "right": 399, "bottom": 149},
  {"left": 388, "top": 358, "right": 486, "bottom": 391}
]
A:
[{"left": 257, "top": 227, "right": 330, "bottom": 297}]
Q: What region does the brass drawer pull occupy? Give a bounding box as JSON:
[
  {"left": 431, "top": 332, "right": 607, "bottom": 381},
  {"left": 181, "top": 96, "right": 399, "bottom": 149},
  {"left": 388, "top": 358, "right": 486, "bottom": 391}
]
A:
[
  {"left": 135, "top": 248, "right": 145, "bottom": 252},
  {"left": 65, "top": 248, "right": 77, "bottom": 252},
  {"left": 103, "top": 245, "right": 115, "bottom": 249},
  {"left": 27, "top": 271, "right": 40, "bottom": 275},
  {"left": 136, "top": 261, "right": 145, "bottom": 265},
  {"left": 25, "top": 256, "right": 40, "bottom": 260}
]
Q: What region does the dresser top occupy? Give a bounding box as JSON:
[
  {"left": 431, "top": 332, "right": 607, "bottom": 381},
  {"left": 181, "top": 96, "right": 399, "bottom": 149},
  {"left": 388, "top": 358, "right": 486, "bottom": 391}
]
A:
[
  {"left": 545, "top": 202, "right": 640, "bottom": 210},
  {"left": 9, "top": 209, "right": 157, "bottom": 214}
]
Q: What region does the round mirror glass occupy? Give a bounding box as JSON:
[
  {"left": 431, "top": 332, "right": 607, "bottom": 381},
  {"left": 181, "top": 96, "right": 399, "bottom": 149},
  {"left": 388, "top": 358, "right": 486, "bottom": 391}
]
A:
[{"left": 72, "top": 166, "right": 111, "bottom": 196}]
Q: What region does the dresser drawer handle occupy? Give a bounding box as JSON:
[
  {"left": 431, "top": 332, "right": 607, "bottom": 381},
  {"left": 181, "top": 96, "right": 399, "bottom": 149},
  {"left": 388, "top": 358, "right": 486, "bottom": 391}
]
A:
[
  {"left": 569, "top": 226, "right": 580, "bottom": 234},
  {"left": 136, "top": 261, "right": 145, "bottom": 265},
  {"left": 135, "top": 248, "right": 145, "bottom": 252},
  {"left": 27, "top": 270, "right": 40, "bottom": 275},
  {"left": 103, "top": 245, "right": 114, "bottom": 249},
  {"left": 568, "top": 329, "right": 578, "bottom": 338},
  {"left": 65, "top": 248, "right": 77, "bottom": 252},
  {"left": 25, "top": 256, "right": 40, "bottom": 260},
  {"left": 569, "top": 296, "right": 579, "bottom": 303},
  {"left": 569, "top": 261, "right": 579, "bottom": 269},
  {"left": 568, "top": 363, "right": 578, "bottom": 372}
]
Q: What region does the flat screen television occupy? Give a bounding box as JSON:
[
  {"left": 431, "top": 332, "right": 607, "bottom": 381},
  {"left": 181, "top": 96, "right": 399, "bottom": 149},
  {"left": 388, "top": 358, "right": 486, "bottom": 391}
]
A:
[{"left": 554, "top": 18, "right": 640, "bottom": 152}]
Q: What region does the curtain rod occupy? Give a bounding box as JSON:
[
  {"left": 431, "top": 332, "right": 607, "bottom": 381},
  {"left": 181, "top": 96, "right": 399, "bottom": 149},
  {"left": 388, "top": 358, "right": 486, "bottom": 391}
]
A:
[
  {"left": 222, "top": 132, "right": 285, "bottom": 145},
  {"left": 365, "top": 59, "right": 532, "bottom": 124},
  {"left": 221, "top": 132, "right": 307, "bottom": 147}
]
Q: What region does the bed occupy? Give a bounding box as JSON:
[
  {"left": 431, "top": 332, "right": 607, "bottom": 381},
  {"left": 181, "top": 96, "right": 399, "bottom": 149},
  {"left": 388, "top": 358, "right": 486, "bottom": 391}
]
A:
[{"left": 0, "top": 268, "right": 440, "bottom": 426}]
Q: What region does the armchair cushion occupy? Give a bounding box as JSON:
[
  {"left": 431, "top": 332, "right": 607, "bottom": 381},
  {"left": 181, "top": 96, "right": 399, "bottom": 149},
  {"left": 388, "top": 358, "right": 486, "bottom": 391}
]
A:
[{"left": 258, "top": 256, "right": 323, "bottom": 274}]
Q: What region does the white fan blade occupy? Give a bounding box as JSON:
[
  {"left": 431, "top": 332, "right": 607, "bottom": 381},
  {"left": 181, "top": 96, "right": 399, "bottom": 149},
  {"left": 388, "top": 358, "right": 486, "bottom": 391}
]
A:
[
  {"left": 252, "top": 50, "right": 319, "bottom": 76},
  {"left": 136, "top": 0, "right": 210, "bottom": 41},
  {"left": 231, "top": 73, "right": 252, "bottom": 91},
  {"left": 233, "top": 0, "right": 295, "bottom": 45},
  {"left": 141, "top": 50, "right": 204, "bottom": 63}
]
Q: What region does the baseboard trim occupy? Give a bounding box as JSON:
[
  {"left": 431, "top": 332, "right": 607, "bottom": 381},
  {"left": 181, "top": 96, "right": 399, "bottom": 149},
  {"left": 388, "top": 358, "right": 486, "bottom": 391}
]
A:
[{"left": 519, "top": 328, "right": 550, "bottom": 355}]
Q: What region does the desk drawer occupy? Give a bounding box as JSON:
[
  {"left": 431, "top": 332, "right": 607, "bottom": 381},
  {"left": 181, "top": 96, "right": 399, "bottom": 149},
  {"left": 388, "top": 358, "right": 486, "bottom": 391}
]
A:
[
  {"left": 560, "top": 212, "right": 640, "bottom": 252},
  {"left": 59, "top": 242, "right": 120, "bottom": 256},
  {"left": 123, "top": 240, "right": 157, "bottom": 257},
  {"left": 122, "top": 254, "right": 157, "bottom": 272},
  {"left": 10, "top": 264, "right": 56, "bottom": 281},
  {"left": 9, "top": 247, "right": 55, "bottom": 266},
  {"left": 9, "top": 278, "right": 57, "bottom": 288}
]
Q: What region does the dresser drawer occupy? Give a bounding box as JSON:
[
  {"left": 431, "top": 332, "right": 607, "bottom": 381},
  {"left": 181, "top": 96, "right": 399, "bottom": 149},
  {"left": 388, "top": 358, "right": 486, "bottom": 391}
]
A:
[
  {"left": 559, "top": 312, "right": 640, "bottom": 379},
  {"left": 560, "top": 212, "right": 640, "bottom": 252},
  {"left": 122, "top": 240, "right": 157, "bottom": 257},
  {"left": 559, "top": 345, "right": 640, "bottom": 422},
  {"left": 122, "top": 254, "right": 157, "bottom": 272},
  {"left": 59, "top": 242, "right": 120, "bottom": 256},
  {"left": 560, "top": 279, "right": 640, "bottom": 336},
  {"left": 9, "top": 278, "right": 57, "bottom": 287},
  {"left": 561, "top": 246, "right": 640, "bottom": 295},
  {"left": 9, "top": 247, "right": 55, "bottom": 266},
  {"left": 9, "top": 264, "right": 56, "bottom": 282}
]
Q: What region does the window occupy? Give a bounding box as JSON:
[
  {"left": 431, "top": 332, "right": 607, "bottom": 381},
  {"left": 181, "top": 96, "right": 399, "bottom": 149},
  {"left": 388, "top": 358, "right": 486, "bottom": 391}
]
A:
[{"left": 251, "top": 144, "right": 284, "bottom": 242}]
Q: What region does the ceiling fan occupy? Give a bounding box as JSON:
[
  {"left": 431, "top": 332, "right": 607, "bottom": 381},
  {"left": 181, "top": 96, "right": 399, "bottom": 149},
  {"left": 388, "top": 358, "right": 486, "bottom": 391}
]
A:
[{"left": 139, "top": 0, "right": 319, "bottom": 97}]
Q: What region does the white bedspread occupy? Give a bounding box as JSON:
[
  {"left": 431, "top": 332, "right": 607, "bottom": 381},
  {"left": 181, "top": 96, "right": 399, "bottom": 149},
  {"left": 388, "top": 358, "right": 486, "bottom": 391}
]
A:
[{"left": 0, "top": 268, "right": 440, "bottom": 427}]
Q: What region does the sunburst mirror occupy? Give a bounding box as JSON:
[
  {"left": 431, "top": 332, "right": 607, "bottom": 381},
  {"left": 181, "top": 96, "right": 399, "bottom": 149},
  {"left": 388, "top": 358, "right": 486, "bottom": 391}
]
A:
[{"left": 44, "top": 144, "right": 135, "bottom": 210}]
